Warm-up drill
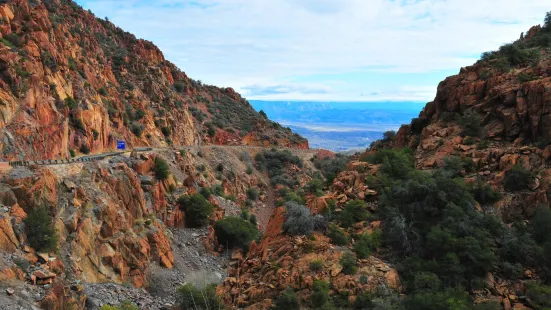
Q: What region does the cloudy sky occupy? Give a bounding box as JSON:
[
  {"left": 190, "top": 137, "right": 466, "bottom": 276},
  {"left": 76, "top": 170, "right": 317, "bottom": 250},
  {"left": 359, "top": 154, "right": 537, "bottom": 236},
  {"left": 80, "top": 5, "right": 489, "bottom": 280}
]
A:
[{"left": 75, "top": 0, "right": 549, "bottom": 102}]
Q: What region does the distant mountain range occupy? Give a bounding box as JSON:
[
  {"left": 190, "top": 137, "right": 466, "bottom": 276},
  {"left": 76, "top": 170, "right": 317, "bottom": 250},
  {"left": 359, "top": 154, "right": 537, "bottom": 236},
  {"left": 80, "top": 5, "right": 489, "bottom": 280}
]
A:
[{"left": 250, "top": 100, "right": 426, "bottom": 151}]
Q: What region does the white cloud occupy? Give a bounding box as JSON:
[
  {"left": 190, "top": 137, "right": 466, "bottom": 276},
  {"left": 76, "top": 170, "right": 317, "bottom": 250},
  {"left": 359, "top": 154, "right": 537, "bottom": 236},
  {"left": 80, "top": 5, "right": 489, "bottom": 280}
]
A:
[{"left": 78, "top": 0, "right": 550, "bottom": 101}]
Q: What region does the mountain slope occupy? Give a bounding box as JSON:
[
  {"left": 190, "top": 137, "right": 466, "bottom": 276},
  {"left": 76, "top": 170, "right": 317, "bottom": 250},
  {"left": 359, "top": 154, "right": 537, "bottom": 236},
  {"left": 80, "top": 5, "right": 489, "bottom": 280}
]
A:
[
  {"left": 219, "top": 15, "right": 551, "bottom": 310},
  {"left": 0, "top": 0, "right": 307, "bottom": 161}
]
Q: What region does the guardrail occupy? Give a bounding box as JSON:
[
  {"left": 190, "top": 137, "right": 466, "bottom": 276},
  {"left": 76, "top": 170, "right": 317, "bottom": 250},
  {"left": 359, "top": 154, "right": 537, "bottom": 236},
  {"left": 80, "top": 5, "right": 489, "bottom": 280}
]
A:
[
  {"left": 4, "top": 145, "right": 317, "bottom": 168},
  {"left": 7, "top": 152, "right": 125, "bottom": 167}
]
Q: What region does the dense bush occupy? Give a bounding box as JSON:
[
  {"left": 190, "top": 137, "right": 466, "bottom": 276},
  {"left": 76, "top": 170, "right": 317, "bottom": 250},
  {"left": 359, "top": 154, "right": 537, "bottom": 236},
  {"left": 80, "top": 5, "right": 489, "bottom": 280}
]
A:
[
  {"left": 411, "top": 117, "right": 429, "bottom": 134},
  {"left": 247, "top": 188, "right": 259, "bottom": 201},
  {"left": 339, "top": 199, "right": 370, "bottom": 228},
  {"left": 458, "top": 110, "right": 483, "bottom": 137},
  {"left": 65, "top": 96, "right": 78, "bottom": 109},
  {"left": 309, "top": 259, "right": 323, "bottom": 271},
  {"left": 328, "top": 224, "right": 348, "bottom": 246},
  {"left": 525, "top": 282, "right": 551, "bottom": 308},
  {"left": 272, "top": 288, "right": 299, "bottom": 310},
  {"left": 24, "top": 207, "right": 58, "bottom": 252},
  {"left": 311, "top": 280, "right": 331, "bottom": 308},
  {"left": 80, "top": 143, "right": 91, "bottom": 154},
  {"left": 214, "top": 216, "right": 259, "bottom": 250},
  {"left": 354, "top": 230, "right": 381, "bottom": 259},
  {"left": 312, "top": 154, "right": 349, "bottom": 185},
  {"left": 383, "top": 130, "right": 396, "bottom": 142},
  {"left": 161, "top": 126, "right": 171, "bottom": 137},
  {"left": 441, "top": 156, "right": 476, "bottom": 177},
  {"left": 283, "top": 202, "right": 326, "bottom": 236},
  {"left": 130, "top": 123, "right": 144, "bottom": 137},
  {"left": 178, "top": 194, "right": 214, "bottom": 228},
  {"left": 255, "top": 149, "right": 302, "bottom": 177},
  {"left": 503, "top": 165, "right": 533, "bottom": 192},
  {"left": 379, "top": 168, "right": 501, "bottom": 288},
  {"left": 340, "top": 252, "right": 357, "bottom": 275},
  {"left": 470, "top": 181, "right": 502, "bottom": 205},
  {"left": 305, "top": 178, "right": 323, "bottom": 196},
  {"left": 199, "top": 187, "right": 211, "bottom": 199},
  {"left": 176, "top": 283, "right": 220, "bottom": 310},
  {"left": 154, "top": 157, "right": 170, "bottom": 180}
]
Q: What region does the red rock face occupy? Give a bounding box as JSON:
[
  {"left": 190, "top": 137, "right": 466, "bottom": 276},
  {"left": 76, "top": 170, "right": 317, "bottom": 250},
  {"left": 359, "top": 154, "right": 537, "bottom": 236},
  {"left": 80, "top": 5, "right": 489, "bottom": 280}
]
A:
[{"left": 0, "top": 0, "right": 307, "bottom": 161}]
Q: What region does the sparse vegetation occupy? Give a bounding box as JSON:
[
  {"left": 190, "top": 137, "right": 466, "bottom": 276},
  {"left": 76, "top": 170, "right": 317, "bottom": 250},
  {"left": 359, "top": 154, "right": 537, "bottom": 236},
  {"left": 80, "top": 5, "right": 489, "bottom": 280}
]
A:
[{"left": 176, "top": 283, "right": 221, "bottom": 310}]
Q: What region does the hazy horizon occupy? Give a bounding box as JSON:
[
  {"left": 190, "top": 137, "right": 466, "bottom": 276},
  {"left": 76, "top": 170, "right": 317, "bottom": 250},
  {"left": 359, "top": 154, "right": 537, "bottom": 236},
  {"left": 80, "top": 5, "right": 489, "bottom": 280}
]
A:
[{"left": 251, "top": 100, "right": 425, "bottom": 151}]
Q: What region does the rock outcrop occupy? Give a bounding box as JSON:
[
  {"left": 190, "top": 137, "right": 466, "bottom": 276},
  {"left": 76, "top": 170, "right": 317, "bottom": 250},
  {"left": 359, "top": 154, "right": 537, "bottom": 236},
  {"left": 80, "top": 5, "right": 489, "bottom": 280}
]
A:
[{"left": 0, "top": 0, "right": 307, "bottom": 161}]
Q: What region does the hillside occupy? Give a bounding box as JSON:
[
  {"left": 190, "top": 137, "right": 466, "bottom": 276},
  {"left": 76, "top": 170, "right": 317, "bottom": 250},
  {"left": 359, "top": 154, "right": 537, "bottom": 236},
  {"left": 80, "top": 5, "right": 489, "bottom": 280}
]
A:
[
  {"left": 218, "top": 13, "right": 551, "bottom": 310},
  {"left": 0, "top": 0, "right": 307, "bottom": 161}
]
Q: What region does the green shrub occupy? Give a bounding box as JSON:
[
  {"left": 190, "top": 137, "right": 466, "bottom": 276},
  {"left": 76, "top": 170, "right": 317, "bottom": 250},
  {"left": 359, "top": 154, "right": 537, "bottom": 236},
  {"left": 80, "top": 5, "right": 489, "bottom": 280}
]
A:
[
  {"left": 131, "top": 123, "right": 144, "bottom": 137},
  {"left": 309, "top": 259, "right": 323, "bottom": 271},
  {"left": 214, "top": 216, "right": 259, "bottom": 250},
  {"left": 80, "top": 144, "right": 90, "bottom": 154},
  {"left": 272, "top": 287, "right": 299, "bottom": 310},
  {"left": 259, "top": 110, "right": 268, "bottom": 119},
  {"left": 92, "top": 129, "right": 99, "bottom": 140},
  {"left": 383, "top": 130, "right": 396, "bottom": 142},
  {"left": 24, "top": 207, "right": 58, "bottom": 252},
  {"left": 98, "top": 87, "right": 108, "bottom": 96},
  {"left": 470, "top": 181, "right": 502, "bottom": 205},
  {"left": 255, "top": 150, "right": 303, "bottom": 177},
  {"left": 247, "top": 188, "right": 259, "bottom": 201},
  {"left": 531, "top": 206, "right": 551, "bottom": 244},
  {"left": 174, "top": 82, "right": 185, "bottom": 93},
  {"left": 311, "top": 280, "right": 331, "bottom": 308},
  {"left": 135, "top": 109, "right": 145, "bottom": 120},
  {"left": 353, "top": 291, "right": 374, "bottom": 309},
  {"left": 525, "top": 282, "right": 551, "bottom": 308},
  {"left": 340, "top": 252, "right": 357, "bottom": 275},
  {"left": 64, "top": 96, "right": 78, "bottom": 109},
  {"left": 69, "top": 149, "right": 76, "bottom": 158},
  {"left": 178, "top": 194, "right": 214, "bottom": 228},
  {"left": 154, "top": 157, "right": 170, "bottom": 180},
  {"left": 328, "top": 224, "right": 348, "bottom": 246},
  {"left": 312, "top": 154, "right": 349, "bottom": 185},
  {"left": 458, "top": 110, "right": 483, "bottom": 137},
  {"left": 463, "top": 136, "right": 476, "bottom": 145},
  {"left": 306, "top": 178, "right": 323, "bottom": 196},
  {"left": 406, "top": 288, "right": 471, "bottom": 310},
  {"left": 477, "top": 140, "right": 490, "bottom": 149},
  {"left": 199, "top": 187, "right": 211, "bottom": 199},
  {"left": 503, "top": 165, "right": 533, "bottom": 192},
  {"left": 161, "top": 126, "right": 171, "bottom": 137},
  {"left": 246, "top": 165, "right": 253, "bottom": 174},
  {"left": 339, "top": 199, "right": 370, "bottom": 228},
  {"left": 354, "top": 230, "right": 381, "bottom": 259},
  {"left": 99, "top": 301, "right": 138, "bottom": 310},
  {"left": 176, "top": 283, "right": 221, "bottom": 310}
]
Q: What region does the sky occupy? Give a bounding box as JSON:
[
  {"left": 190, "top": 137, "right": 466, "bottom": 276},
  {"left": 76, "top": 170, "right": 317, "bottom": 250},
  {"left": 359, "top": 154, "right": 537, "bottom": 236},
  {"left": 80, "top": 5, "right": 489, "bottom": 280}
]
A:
[{"left": 75, "top": 0, "right": 550, "bottom": 102}]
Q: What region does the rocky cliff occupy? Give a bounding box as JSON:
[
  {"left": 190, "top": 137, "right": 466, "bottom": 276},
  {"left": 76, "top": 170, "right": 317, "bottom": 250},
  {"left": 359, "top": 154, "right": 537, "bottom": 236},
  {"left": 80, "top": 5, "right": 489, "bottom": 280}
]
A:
[{"left": 0, "top": 0, "right": 307, "bottom": 161}]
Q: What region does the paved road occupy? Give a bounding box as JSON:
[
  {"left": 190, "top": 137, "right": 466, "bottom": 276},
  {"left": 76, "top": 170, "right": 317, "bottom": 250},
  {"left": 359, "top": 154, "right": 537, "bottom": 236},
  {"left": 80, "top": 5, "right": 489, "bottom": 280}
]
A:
[{"left": 6, "top": 145, "right": 319, "bottom": 167}]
